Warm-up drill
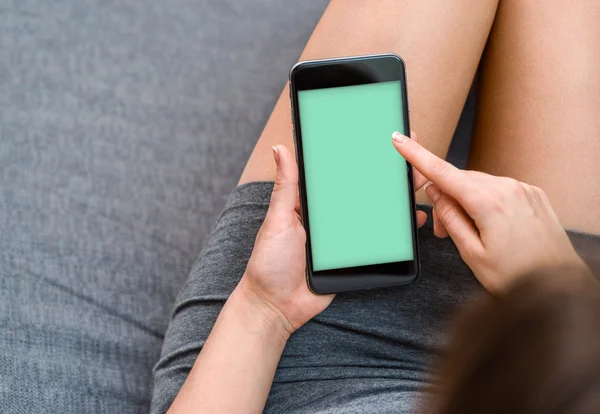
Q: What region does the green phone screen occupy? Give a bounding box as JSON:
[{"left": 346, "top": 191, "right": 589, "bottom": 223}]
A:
[{"left": 298, "top": 80, "right": 414, "bottom": 272}]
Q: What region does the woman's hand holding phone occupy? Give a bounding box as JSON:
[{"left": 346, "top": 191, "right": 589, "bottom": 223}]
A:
[
  {"left": 393, "top": 131, "right": 589, "bottom": 294},
  {"left": 171, "top": 145, "right": 333, "bottom": 413},
  {"left": 238, "top": 137, "right": 433, "bottom": 331},
  {"left": 239, "top": 145, "right": 334, "bottom": 335}
]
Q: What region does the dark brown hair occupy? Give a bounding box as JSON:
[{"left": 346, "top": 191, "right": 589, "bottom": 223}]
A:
[{"left": 425, "top": 269, "right": 600, "bottom": 414}]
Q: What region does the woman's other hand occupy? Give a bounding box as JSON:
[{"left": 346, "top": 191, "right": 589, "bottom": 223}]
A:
[
  {"left": 240, "top": 145, "right": 334, "bottom": 335},
  {"left": 392, "top": 131, "right": 588, "bottom": 294}
]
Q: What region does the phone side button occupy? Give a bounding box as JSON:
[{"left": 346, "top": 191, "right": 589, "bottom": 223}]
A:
[{"left": 290, "top": 108, "right": 295, "bottom": 130}]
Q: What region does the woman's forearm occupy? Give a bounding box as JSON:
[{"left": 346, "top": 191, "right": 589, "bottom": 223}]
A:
[
  {"left": 168, "top": 144, "right": 333, "bottom": 412},
  {"left": 168, "top": 277, "right": 290, "bottom": 413}
]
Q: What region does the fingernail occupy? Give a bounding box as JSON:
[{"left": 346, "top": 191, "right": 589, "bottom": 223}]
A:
[
  {"left": 392, "top": 131, "right": 408, "bottom": 144},
  {"left": 422, "top": 181, "right": 432, "bottom": 191},
  {"left": 272, "top": 146, "right": 280, "bottom": 166}
]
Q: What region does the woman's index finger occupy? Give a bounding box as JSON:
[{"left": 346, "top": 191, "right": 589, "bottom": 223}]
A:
[{"left": 392, "top": 132, "right": 479, "bottom": 210}]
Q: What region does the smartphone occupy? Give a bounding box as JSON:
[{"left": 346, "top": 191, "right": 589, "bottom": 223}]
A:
[{"left": 289, "top": 54, "right": 419, "bottom": 294}]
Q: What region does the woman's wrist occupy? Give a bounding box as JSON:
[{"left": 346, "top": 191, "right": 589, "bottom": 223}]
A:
[
  {"left": 169, "top": 276, "right": 291, "bottom": 412},
  {"left": 232, "top": 276, "right": 293, "bottom": 342}
]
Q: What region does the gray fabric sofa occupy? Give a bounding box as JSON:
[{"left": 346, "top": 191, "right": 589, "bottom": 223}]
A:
[{"left": 0, "top": 1, "right": 474, "bottom": 411}]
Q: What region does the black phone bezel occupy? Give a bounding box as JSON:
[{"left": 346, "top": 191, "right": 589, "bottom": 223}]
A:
[{"left": 289, "top": 53, "right": 420, "bottom": 295}]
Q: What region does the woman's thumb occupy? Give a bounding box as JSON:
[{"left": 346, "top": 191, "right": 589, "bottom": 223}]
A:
[{"left": 269, "top": 145, "right": 299, "bottom": 215}]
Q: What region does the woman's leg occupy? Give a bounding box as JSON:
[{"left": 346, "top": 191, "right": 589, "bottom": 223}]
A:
[
  {"left": 239, "top": 0, "right": 499, "bottom": 202},
  {"left": 468, "top": 0, "right": 600, "bottom": 234}
]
